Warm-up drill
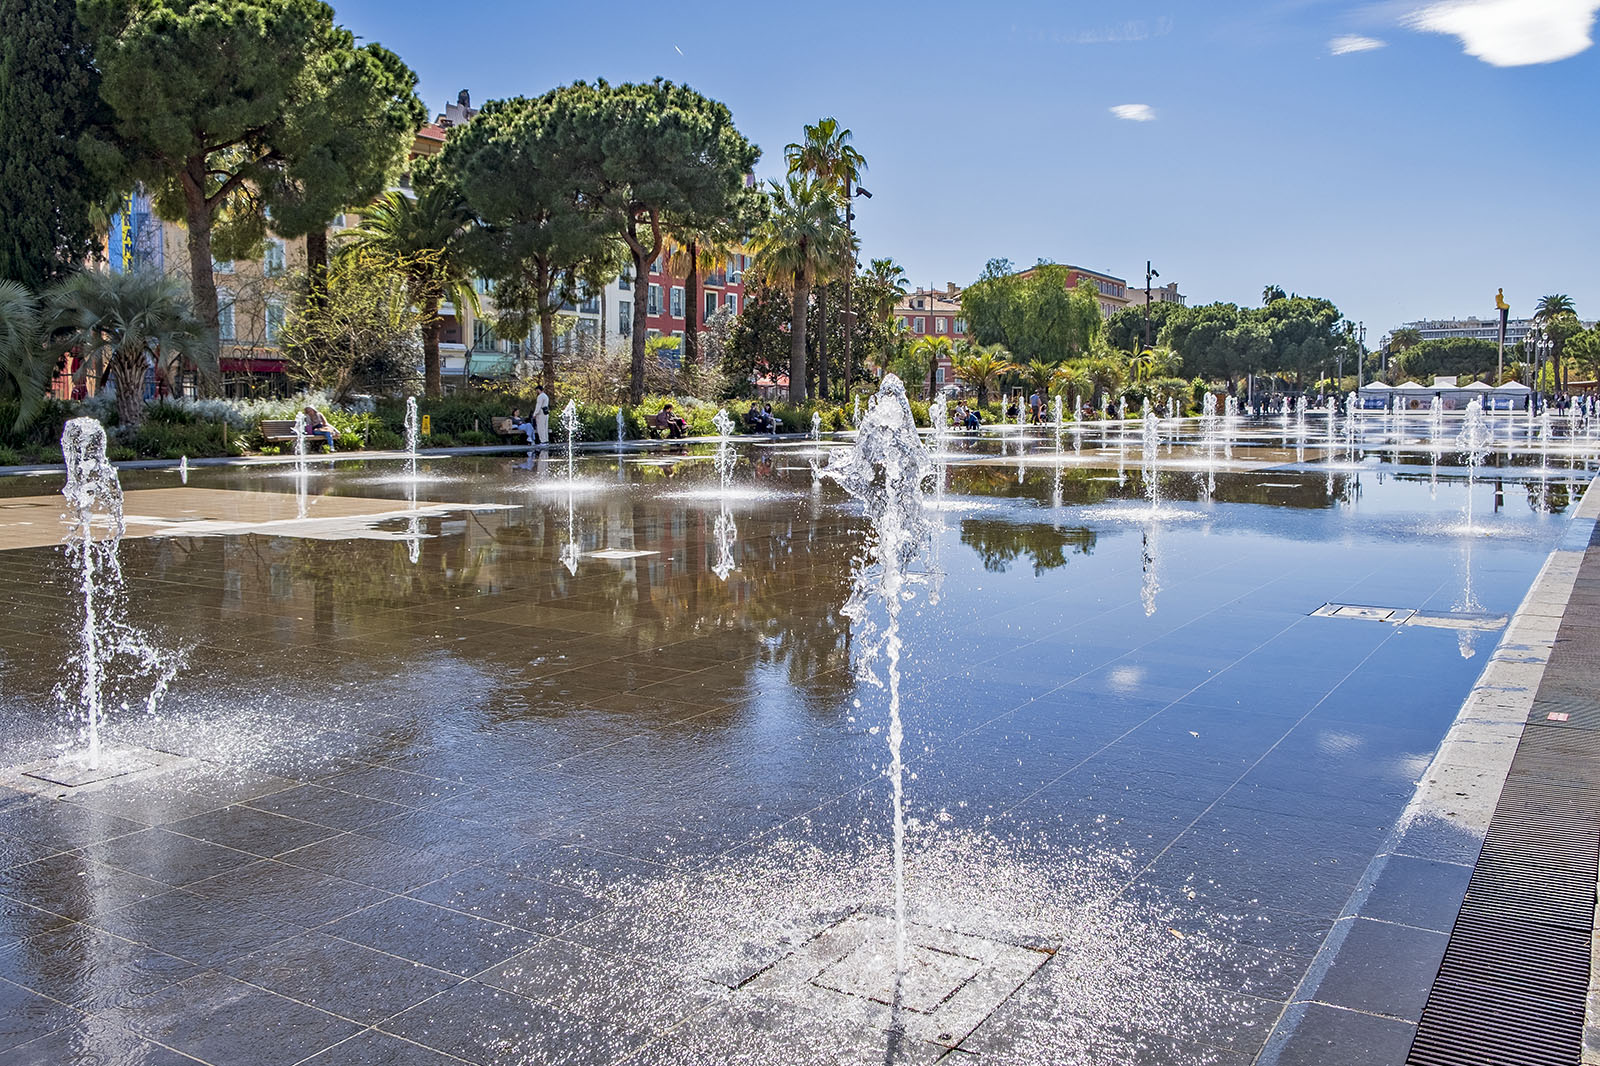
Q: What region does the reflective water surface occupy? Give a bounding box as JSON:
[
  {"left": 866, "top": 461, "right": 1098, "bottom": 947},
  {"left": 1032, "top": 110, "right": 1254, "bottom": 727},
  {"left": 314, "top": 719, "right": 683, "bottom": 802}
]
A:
[{"left": 0, "top": 422, "right": 1593, "bottom": 1065}]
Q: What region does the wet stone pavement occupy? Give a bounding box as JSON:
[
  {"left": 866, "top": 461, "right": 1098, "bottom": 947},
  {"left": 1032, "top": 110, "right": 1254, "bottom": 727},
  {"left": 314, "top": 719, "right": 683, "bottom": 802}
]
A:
[{"left": 0, "top": 431, "right": 1593, "bottom": 1065}]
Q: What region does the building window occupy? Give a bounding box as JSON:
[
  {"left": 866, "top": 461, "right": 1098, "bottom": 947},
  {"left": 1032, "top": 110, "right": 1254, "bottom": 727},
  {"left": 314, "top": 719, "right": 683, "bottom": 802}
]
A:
[
  {"left": 936, "top": 366, "right": 946, "bottom": 385},
  {"left": 913, "top": 298, "right": 924, "bottom": 309},
  {"left": 213, "top": 258, "right": 234, "bottom": 275},
  {"left": 263, "top": 239, "right": 286, "bottom": 277},
  {"left": 472, "top": 320, "right": 497, "bottom": 351},
  {"left": 935, "top": 318, "right": 947, "bottom": 334},
  {"left": 647, "top": 284, "right": 662, "bottom": 315},
  {"left": 913, "top": 317, "right": 925, "bottom": 333},
  {"left": 647, "top": 328, "right": 660, "bottom": 340},
  {"left": 896, "top": 316, "right": 907, "bottom": 330},
  {"left": 650, "top": 258, "right": 663, "bottom": 275},
  {"left": 264, "top": 298, "right": 284, "bottom": 343},
  {"left": 217, "top": 290, "right": 235, "bottom": 342},
  {"left": 618, "top": 300, "right": 632, "bottom": 335},
  {"left": 618, "top": 267, "right": 631, "bottom": 291},
  {"left": 705, "top": 291, "right": 719, "bottom": 319},
  {"left": 669, "top": 286, "right": 684, "bottom": 318},
  {"left": 726, "top": 293, "right": 738, "bottom": 313},
  {"left": 954, "top": 318, "right": 966, "bottom": 335}
]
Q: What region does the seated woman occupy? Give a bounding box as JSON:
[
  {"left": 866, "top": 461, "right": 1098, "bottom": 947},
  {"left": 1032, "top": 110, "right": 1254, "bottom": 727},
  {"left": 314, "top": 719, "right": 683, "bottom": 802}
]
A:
[
  {"left": 745, "top": 403, "right": 766, "bottom": 432},
  {"left": 302, "top": 406, "right": 338, "bottom": 451},
  {"left": 509, "top": 407, "right": 536, "bottom": 444},
  {"left": 649, "top": 404, "right": 688, "bottom": 438}
]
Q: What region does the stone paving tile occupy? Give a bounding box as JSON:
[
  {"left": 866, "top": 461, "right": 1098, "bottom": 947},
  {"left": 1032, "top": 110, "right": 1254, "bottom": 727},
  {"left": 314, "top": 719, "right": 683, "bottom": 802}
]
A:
[
  {"left": 406, "top": 861, "right": 606, "bottom": 935},
  {"left": 298, "top": 1027, "right": 471, "bottom": 1065},
  {"left": 0, "top": 797, "right": 147, "bottom": 852},
  {"left": 1360, "top": 855, "right": 1475, "bottom": 934},
  {"left": 0, "top": 975, "right": 82, "bottom": 1055},
  {"left": 242, "top": 783, "right": 414, "bottom": 831},
  {"left": 323, "top": 896, "right": 540, "bottom": 978},
  {"left": 0, "top": 900, "right": 72, "bottom": 950},
  {"left": 0, "top": 854, "right": 169, "bottom": 922},
  {"left": 276, "top": 831, "right": 477, "bottom": 894},
  {"left": 381, "top": 978, "right": 646, "bottom": 1066},
  {"left": 86, "top": 889, "right": 305, "bottom": 968},
  {"left": 1313, "top": 916, "right": 1449, "bottom": 1020},
  {"left": 225, "top": 931, "right": 462, "bottom": 1024},
  {"left": 164, "top": 804, "right": 338, "bottom": 858},
  {"left": 99, "top": 970, "right": 361, "bottom": 1066},
  {"left": 1268, "top": 1002, "right": 1418, "bottom": 1066},
  {"left": 0, "top": 923, "right": 200, "bottom": 1013},
  {"left": 0, "top": 1016, "right": 203, "bottom": 1065},
  {"left": 78, "top": 827, "right": 259, "bottom": 887},
  {"left": 185, "top": 858, "right": 391, "bottom": 928}
]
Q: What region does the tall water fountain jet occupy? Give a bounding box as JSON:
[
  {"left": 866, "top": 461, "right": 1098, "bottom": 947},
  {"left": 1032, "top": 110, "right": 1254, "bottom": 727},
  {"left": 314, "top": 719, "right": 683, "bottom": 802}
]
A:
[
  {"left": 1052, "top": 394, "right": 1065, "bottom": 451},
  {"left": 60, "top": 419, "right": 182, "bottom": 770},
  {"left": 1457, "top": 399, "right": 1490, "bottom": 534},
  {"left": 811, "top": 411, "right": 822, "bottom": 442},
  {"left": 291, "top": 410, "right": 309, "bottom": 518},
  {"left": 404, "top": 395, "right": 419, "bottom": 482},
  {"left": 1345, "top": 391, "right": 1359, "bottom": 462},
  {"left": 1141, "top": 399, "right": 1161, "bottom": 512},
  {"left": 712, "top": 407, "right": 738, "bottom": 581},
  {"left": 616, "top": 408, "right": 626, "bottom": 450},
  {"left": 929, "top": 393, "right": 948, "bottom": 454},
  {"left": 821, "top": 374, "right": 933, "bottom": 1006},
  {"left": 1200, "top": 392, "right": 1220, "bottom": 497},
  {"left": 558, "top": 401, "right": 580, "bottom": 575},
  {"left": 179, "top": 455, "right": 188, "bottom": 485},
  {"left": 1223, "top": 395, "right": 1239, "bottom": 460},
  {"left": 1429, "top": 394, "right": 1444, "bottom": 446}
]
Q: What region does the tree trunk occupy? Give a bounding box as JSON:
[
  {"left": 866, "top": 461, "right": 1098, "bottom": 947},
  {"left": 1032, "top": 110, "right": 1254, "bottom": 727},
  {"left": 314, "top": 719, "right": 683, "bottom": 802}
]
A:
[
  {"left": 789, "top": 277, "right": 808, "bottom": 404},
  {"left": 179, "top": 165, "right": 220, "bottom": 382},
  {"left": 304, "top": 227, "right": 329, "bottom": 290},
  {"left": 113, "top": 351, "right": 145, "bottom": 428},
  {"left": 683, "top": 242, "right": 700, "bottom": 366},
  {"left": 421, "top": 296, "right": 442, "bottom": 398},
  {"left": 629, "top": 248, "right": 649, "bottom": 404},
  {"left": 816, "top": 282, "right": 829, "bottom": 402},
  {"left": 539, "top": 306, "right": 558, "bottom": 394}
]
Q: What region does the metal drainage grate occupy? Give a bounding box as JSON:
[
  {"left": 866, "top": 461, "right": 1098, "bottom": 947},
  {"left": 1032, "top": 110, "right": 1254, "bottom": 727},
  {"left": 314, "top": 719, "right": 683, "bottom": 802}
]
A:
[
  {"left": 1312, "top": 602, "right": 1415, "bottom": 623},
  {"left": 1311, "top": 602, "right": 1508, "bottom": 631}
]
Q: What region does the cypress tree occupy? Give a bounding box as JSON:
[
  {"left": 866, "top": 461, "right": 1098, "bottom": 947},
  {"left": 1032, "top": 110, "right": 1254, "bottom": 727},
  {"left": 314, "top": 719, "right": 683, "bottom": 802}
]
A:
[{"left": 0, "top": 0, "right": 115, "bottom": 288}]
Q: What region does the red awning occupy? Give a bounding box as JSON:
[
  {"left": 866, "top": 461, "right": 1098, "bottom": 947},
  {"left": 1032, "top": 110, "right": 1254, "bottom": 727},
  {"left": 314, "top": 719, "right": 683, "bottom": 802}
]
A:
[{"left": 221, "top": 358, "right": 285, "bottom": 374}]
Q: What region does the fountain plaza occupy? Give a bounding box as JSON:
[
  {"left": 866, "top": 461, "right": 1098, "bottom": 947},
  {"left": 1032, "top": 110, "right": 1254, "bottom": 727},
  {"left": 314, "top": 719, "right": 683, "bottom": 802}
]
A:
[{"left": 0, "top": 387, "right": 1597, "bottom": 1065}]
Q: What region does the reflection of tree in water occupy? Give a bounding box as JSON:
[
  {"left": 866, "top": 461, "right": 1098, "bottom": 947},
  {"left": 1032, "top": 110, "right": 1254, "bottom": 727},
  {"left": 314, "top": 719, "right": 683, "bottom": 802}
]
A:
[
  {"left": 946, "top": 464, "right": 1353, "bottom": 511},
  {"left": 959, "top": 518, "right": 1096, "bottom": 576}
]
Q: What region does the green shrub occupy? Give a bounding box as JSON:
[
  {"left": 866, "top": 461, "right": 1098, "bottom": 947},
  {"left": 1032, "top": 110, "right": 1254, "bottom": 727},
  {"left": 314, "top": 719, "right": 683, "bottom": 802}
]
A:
[
  {"left": 107, "top": 445, "right": 136, "bottom": 462},
  {"left": 0, "top": 446, "right": 20, "bottom": 466},
  {"left": 127, "top": 421, "right": 229, "bottom": 459},
  {"left": 457, "top": 430, "right": 490, "bottom": 446},
  {"left": 366, "top": 428, "right": 402, "bottom": 450}
]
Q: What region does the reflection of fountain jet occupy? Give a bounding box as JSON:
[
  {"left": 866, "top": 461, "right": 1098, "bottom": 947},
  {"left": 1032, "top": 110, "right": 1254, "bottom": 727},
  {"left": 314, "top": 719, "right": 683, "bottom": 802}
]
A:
[
  {"left": 1141, "top": 399, "right": 1160, "bottom": 513},
  {"left": 1457, "top": 400, "right": 1490, "bottom": 534},
  {"left": 820, "top": 374, "right": 934, "bottom": 1021},
  {"left": 712, "top": 505, "right": 737, "bottom": 581},
  {"left": 1455, "top": 539, "right": 1482, "bottom": 659},
  {"left": 1140, "top": 521, "right": 1161, "bottom": 617},
  {"left": 559, "top": 402, "right": 581, "bottom": 575}
]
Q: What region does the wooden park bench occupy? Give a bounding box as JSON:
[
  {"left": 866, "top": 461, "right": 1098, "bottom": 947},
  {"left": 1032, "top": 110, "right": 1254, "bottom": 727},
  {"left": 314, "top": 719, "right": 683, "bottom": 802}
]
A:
[
  {"left": 490, "top": 416, "right": 534, "bottom": 441},
  {"left": 259, "top": 419, "right": 300, "bottom": 444}
]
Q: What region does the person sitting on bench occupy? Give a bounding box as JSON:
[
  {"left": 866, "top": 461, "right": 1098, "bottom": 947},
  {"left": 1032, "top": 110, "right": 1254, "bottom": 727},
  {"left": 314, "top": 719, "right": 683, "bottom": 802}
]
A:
[
  {"left": 648, "top": 404, "right": 688, "bottom": 438},
  {"left": 509, "top": 407, "right": 536, "bottom": 444},
  {"left": 302, "top": 406, "right": 338, "bottom": 450}
]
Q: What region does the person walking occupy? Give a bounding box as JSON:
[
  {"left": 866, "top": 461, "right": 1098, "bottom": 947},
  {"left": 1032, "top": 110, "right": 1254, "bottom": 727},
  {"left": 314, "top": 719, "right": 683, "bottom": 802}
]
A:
[{"left": 533, "top": 385, "right": 551, "bottom": 445}]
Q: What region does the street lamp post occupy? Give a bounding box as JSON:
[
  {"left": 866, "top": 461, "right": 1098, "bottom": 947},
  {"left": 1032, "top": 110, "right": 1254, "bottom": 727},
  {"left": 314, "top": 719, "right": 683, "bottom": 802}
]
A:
[
  {"left": 1144, "top": 261, "right": 1159, "bottom": 349},
  {"left": 842, "top": 182, "right": 871, "bottom": 401}
]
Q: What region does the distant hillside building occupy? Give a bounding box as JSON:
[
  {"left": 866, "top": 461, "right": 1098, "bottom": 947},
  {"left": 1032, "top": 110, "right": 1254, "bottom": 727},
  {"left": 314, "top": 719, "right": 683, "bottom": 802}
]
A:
[{"left": 894, "top": 284, "right": 966, "bottom": 390}]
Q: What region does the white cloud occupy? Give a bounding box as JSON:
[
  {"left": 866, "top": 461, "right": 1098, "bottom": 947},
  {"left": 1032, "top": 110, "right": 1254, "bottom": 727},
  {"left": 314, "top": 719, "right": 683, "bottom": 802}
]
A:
[
  {"left": 1406, "top": 0, "right": 1600, "bottom": 66},
  {"left": 1110, "top": 104, "right": 1156, "bottom": 122},
  {"left": 1330, "top": 34, "right": 1387, "bottom": 54}
]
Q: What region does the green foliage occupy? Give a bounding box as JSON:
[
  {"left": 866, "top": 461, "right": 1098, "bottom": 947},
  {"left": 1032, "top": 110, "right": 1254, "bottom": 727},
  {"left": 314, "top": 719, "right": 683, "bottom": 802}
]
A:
[
  {"left": 0, "top": 280, "right": 56, "bottom": 428},
  {"left": 541, "top": 78, "right": 760, "bottom": 403},
  {"left": 1105, "top": 301, "right": 1185, "bottom": 353},
  {"left": 1392, "top": 338, "right": 1499, "bottom": 383},
  {"left": 725, "top": 277, "right": 793, "bottom": 390},
  {"left": 82, "top": 0, "right": 422, "bottom": 335},
  {"left": 0, "top": 0, "right": 117, "bottom": 288},
  {"left": 434, "top": 92, "right": 624, "bottom": 392},
  {"left": 46, "top": 269, "right": 214, "bottom": 428},
  {"left": 751, "top": 173, "right": 847, "bottom": 403},
  {"left": 278, "top": 250, "right": 424, "bottom": 401},
  {"left": 124, "top": 418, "right": 228, "bottom": 459},
  {"left": 960, "top": 260, "right": 1102, "bottom": 363}
]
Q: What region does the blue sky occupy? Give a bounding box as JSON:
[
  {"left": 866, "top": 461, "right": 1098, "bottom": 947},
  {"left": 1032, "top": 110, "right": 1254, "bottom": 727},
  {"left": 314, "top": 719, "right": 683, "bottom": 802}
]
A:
[{"left": 334, "top": 0, "right": 1599, "bottom": 341}]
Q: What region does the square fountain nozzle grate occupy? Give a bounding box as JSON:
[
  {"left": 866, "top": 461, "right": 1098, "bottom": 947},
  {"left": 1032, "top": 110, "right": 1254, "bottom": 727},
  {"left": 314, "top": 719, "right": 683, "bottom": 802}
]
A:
[
  {"left": 2, "top": 743, "right": 192, "bottom": 796},
  {"left": 1313, "top": 603, "right": 1416, "bottom": 624},
  {"left": 745, "top": 912, "right": 1051, "bottom": 1049}
]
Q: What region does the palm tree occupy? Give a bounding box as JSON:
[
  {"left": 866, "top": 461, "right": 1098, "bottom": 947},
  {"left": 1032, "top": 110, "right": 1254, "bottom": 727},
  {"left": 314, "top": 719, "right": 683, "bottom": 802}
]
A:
[
  {"left": 47, "top": 271, "right": 213, "bottom": 428},
  {"left": 1262, "top": 284, "right": 1287, "bottom": 305},
  {"left": 749, "top": 175, "right": 845, "bottom": 403},
  {"left": 786, "top": 120, "right": 866, "bottom": 400},
  {"left": 1021, "top": 358, "right": 1057, "bottom": 398},
  {"left": 1051, "top": 362, "right": 1089, "bottom": 406},
  {"left": 1535, "top": 294, "right": 1581, "bottom": 390},
  {"left": 1082, "top": 356, "right": 1126, "bottom": 411},
  {"left": 0, "top": 282, "right": 55, "bottom": 430},
  {"left": 341, "top": 186, "right": 478, "bottom": 398},
  {"left": 952, "top": 343, "right": 1014, "bottom": 408},
  {"left": 912, "top": 335, "right": 955, "bottom": 399},
  {"left": 1389, "top": 327, "right": 1422, "bottom": 351},
  {"left": 864, "top": 258, "right": 908, "bottom": 321}
]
